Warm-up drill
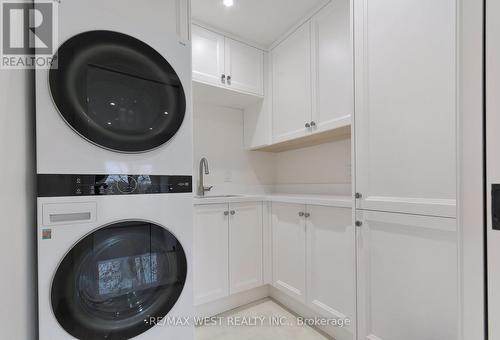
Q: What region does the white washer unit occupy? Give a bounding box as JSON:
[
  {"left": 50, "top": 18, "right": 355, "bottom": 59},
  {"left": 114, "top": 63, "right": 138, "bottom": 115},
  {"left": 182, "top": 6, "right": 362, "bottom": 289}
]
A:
[
  {"left": 36, "top": 0, "right": 192, "bottom": 175},
  {"left": 38, "top": 174, "right": 193, "bottom": 340}
]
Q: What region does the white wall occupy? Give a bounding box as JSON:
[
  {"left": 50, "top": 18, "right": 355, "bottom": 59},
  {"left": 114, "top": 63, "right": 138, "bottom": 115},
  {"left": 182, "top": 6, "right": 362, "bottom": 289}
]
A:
[
  {"left": 193, "top": 102, "right": 275, "bottom": 194},
  {"left": 0, "top": 70, "right": 36, "bottom": 339},
  {"left": 194, "top": 101, "right": 352, "bottom": 196},
  {"left": 273, "top": 138, "right": 351, "bottom": 194}
]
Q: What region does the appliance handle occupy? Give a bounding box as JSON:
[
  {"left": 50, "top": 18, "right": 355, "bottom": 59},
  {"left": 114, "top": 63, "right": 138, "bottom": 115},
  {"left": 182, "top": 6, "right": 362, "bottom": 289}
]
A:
[
  {"left": 43, "top": 202, "right": 97, "bottom": 226},
  {"left": 49, "top": 212, "right": 92, "bottom": 223}
]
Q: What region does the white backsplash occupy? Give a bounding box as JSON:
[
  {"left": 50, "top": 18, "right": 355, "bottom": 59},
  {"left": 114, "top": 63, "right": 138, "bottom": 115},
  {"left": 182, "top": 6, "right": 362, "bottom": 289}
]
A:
[{"left": 193, "top": 102, "right": 352, "bottom": 197}]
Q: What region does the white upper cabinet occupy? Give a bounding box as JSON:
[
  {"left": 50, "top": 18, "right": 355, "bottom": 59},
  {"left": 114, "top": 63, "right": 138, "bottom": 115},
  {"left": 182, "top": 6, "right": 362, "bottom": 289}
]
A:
[
  {"left": 193, "top": 204, "right": 229, "bottom": 305},
  {"left": 354, "top": 0, "right": 457, "bottom": 217},
  {"left": 225, "top": 38, "right": 264, "bottom": 96},
  {"left": 192, "top": 25, "right": 264, "bottom": 96},
  {"left": 229, "top": 202, "right": 263, "bottom": 295},
  {"left": 272, "top": 23, "right": 312, "bottom": 143},
  {"left": 311, "top": 0, "right": 353, "bottom": 133},
  {"left": 268, "top": 1, "right": 353, "bottom": 148},
  {"left": 271, "top": 202, "right": 307, "bottom": 303},
  {"left": 306, "top": 205, "right": 355, "bottom": 340},
  {"left": 192, "top": 25, "right": 225, "bottom": 86}
]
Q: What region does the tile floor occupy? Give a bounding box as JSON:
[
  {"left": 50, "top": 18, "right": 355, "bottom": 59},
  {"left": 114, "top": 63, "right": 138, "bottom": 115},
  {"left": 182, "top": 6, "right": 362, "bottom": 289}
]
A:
[{"left": 195, "top": 299, "right": 330, "bottom": 340}]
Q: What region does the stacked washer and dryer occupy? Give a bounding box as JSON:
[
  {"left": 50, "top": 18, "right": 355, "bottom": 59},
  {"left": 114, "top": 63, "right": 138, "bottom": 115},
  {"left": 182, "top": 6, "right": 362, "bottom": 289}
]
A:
[{"left": 35, "top": 0, "right": 193, "bottom": 339}]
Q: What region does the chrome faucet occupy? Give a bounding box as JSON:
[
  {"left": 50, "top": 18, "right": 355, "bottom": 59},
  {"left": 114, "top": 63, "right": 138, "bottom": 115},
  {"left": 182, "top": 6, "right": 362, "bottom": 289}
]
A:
[{"left": 197, "top": 157, "right": 213, "bottom": 196}]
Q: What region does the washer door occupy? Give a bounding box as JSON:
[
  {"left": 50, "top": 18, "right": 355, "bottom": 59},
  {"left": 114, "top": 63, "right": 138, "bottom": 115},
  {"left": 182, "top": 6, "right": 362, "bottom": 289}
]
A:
[
  {"left": 49, "top": 30, "right": 186, "bottom": 153},
  {"left": 51, "top": 221, "right": 187, "bottom": 339}
]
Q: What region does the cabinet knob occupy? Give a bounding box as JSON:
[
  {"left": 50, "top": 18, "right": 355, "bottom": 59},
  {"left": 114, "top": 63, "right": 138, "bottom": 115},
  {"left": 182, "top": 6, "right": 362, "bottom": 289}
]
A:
[
  {"left": 305, "top": 123, "right": 311, "bottom": 128},
  {"left": 230, "top": 210, "right": 235, "bottom": 215},
  {"left": 355, "top": 221, "right": 363, "bottom": 227},
  {"left": 227, "top": 75, "right": 232, "bottom": 85},
  {"left": 355, "top": 192, "right": 362, "bottom": 199},
  {"left": 221, "top": 74, "right": 226, "bottom": 84},
  {"left": 304, "top": 212, "right": 310, "bottom": 218},
  {"left": 298, "top": 212, "right": 305, "bottom": 217},
  {"left": 310, "top": 121, "right": 316, "bottom": 127},
  {"left": 224, "top": 211, "right": 229, "bottom": 216}
]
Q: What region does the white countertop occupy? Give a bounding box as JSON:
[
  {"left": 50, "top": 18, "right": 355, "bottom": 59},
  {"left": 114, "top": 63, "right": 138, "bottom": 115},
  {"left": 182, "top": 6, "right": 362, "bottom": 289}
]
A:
[{"left": 193, "top": 193, "right": 352, "bottom": 208}]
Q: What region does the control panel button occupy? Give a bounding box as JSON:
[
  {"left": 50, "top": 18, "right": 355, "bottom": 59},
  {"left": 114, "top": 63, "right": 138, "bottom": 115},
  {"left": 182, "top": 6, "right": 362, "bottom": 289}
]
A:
[{"left": 116, "top": 176, "right": 138, "bottom": 194}]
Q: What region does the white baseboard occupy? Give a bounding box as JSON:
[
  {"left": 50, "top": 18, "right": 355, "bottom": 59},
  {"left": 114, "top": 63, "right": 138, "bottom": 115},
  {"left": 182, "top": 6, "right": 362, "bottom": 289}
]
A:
[
  {"left": 194, "top": 285, "right": 270, "bottom": 318},
  {"left": 269, "top": 286, "right": 354, "bottom": 340},
  {"left": 194, "top": 284, "right": 354, "bottom": 340}
]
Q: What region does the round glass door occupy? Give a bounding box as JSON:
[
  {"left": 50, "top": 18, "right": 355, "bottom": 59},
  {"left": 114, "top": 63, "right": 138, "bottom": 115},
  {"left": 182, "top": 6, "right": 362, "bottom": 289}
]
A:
[
  {"left": 51, "top": 221, "right": 187, "bottom": 339},
  {"left": 49, "top": 30, "right": 186, "bottom": 153}
]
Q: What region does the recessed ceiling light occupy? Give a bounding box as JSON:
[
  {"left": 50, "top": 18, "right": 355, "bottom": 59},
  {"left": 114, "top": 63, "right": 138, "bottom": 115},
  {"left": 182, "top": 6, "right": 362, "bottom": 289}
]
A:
[{"left": 223, "top": 0, "right": 234, "bottom": 7}]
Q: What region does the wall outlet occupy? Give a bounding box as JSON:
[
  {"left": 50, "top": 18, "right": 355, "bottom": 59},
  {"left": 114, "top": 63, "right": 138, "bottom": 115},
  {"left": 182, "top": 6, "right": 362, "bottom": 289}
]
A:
[
  {"left": 346, "top": 164, "right": 352, "bottom": 182},
  {"left": 224, "top": 170, "right": 233, "bottom": 182}
]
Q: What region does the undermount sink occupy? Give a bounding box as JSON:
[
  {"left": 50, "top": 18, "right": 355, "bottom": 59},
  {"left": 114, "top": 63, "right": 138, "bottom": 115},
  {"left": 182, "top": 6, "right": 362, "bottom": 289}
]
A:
[{"left": 195, "top": 195, "right": 243, "bottom": 198}]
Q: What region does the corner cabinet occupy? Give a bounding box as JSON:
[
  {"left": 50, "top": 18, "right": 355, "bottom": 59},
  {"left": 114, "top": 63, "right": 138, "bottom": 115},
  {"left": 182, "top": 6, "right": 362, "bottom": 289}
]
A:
[
  {"left": 192, "top": 24, "right": 264, "bottom": 97},
  {"left": 194, "top": 202, "right": 264, "bottom": 306}
]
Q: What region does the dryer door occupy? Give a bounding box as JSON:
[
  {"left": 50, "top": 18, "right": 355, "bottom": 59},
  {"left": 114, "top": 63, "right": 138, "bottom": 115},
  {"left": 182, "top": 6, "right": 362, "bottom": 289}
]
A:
[
  {"left": 49, "top": 30, "right": 186, "bottom": 153},
  {"left": 51, "top": 221, "right": 187, "bottom": 339}
]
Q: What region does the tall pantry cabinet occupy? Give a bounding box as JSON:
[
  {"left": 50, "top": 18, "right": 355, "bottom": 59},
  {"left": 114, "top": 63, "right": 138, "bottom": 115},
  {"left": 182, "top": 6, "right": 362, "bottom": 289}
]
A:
[{"left": 353, "top": 0, "right": 459, "bottom": 339}]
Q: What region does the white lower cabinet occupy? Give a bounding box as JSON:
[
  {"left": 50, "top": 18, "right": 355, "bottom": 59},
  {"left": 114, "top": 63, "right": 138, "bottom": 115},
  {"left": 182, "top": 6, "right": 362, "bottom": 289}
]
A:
[
  {"left": 272, "top": 202, "right": 307, "bottom": 303},
  {"left": 194, "top": 202, "right": 263, "bottom": 306},
  {"left": 356, "top": 210, "right": 458, "bottom": 340},
  {"left": 194, "top": 204, "right": 229, "bottom": 305},
  {"left": 229, "top": 202, "right": 263, "bottom": 294},
  {"left": 306, "top": 205, "right": 355, "bottom": 338},
  {"left": 271, "top": 202, "right": 356, "bottom": 333}
]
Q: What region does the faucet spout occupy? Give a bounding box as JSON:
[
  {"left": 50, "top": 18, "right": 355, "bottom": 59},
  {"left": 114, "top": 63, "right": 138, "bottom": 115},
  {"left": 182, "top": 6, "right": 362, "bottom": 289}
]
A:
[{"left": 197, "top": 157, "right": 212, "bottom": 196}]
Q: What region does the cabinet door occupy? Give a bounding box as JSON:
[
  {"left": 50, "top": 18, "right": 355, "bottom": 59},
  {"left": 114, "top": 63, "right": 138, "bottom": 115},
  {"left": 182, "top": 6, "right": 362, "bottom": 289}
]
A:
[
  {"left": 243, "top": 53, "right": 272, "bottom": 150},
  {"left": 176, "top": 0, "right": 190, "bottom": 43},
  {"left": 229, "top": 202, "right": 263, "bottom": 294},
  {"left": 354, "top": 0, "right": 457, "bottom": 217},
  {"left": 272, "top": 23, "right": 312, "bottom": 143},
  {"left": 192, "top": 25, "right": 225, "bottom": 86},
  {"left": 357, "top": 210, "right": 458, "bottom": 340},
  {"left": 311, "top": 0, "right": 353, "bottom": 133},
  {"left": 193, "top": 204, "right": 229, "bottom": 305},
  {"left": 271, "top": 202, "right": 306, "bottom": 303},
  {"left": 225, "top": 38, "right": 264, "bottom": 96},
  {"left": 306, "top": 205, "right": 355, "bottom": 340}
]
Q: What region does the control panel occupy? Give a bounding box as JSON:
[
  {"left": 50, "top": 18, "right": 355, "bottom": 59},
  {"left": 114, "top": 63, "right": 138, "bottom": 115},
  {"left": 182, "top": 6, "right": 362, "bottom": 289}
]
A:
[{"left": 38, "top": 174, "right": 192, "bottom": 197}]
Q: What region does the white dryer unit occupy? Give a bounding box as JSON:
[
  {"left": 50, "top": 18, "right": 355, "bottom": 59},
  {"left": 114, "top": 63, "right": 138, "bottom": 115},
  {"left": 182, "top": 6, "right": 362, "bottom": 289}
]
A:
[
  {"left": 37, "top": 174, "right": 193, "bottom": 339},
  {"left": 35, "top": 0, "right": 192, "bottom": 175}
]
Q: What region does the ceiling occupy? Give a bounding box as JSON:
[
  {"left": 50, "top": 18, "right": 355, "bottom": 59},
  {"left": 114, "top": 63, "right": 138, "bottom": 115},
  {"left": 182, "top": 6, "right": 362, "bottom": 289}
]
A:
[{"left": 191, "top": 0, "right": 327, "bottom": 47}]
